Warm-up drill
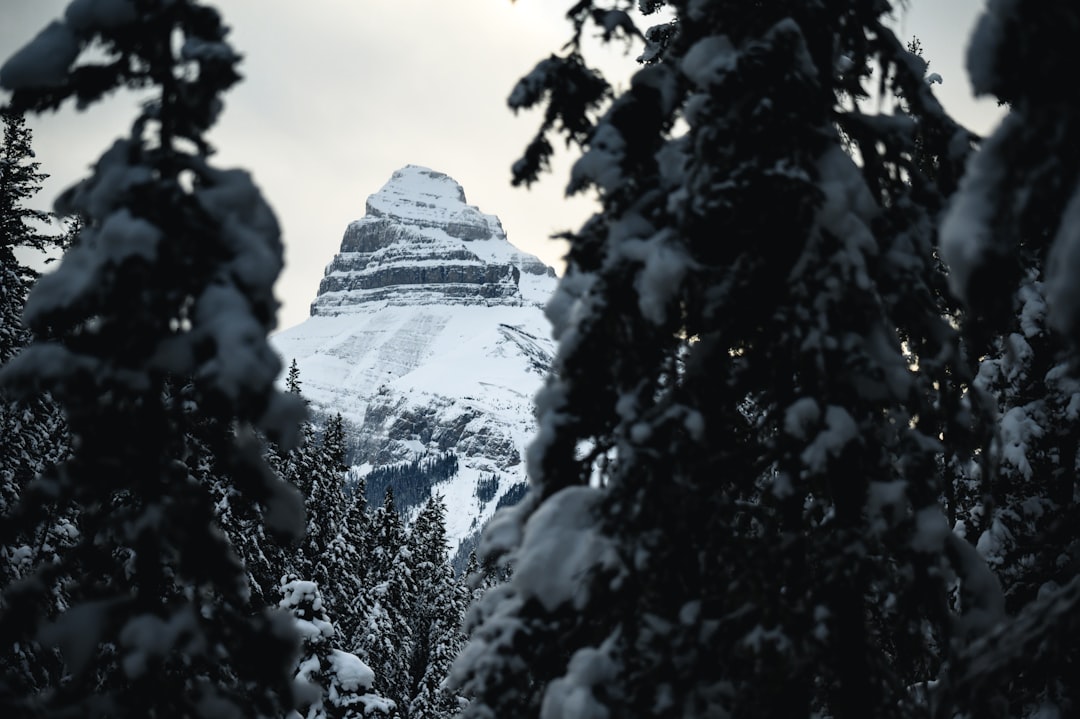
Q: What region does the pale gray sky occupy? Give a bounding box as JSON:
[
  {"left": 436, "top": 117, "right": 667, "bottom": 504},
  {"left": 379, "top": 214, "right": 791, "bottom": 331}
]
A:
[{"left": 2, "top": 1, "right": 1004, "bottom": 331}]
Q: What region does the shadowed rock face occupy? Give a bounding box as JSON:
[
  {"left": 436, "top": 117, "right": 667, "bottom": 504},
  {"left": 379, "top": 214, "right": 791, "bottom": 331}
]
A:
[{"left": 311, "top": 165, "right": 552, "bottom": 316}]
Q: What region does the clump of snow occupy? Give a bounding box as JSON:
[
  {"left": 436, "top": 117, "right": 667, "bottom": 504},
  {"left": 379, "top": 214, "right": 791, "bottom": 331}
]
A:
[
  {"left": 22, "top": 208, "right": 161, "bottom": 329},
  {"left": 632, "top": 64, "right": 679, "bottom": 116},
  {"left": 65, "top": 0, "right": 137, "bottom": 33},
  {"left": 940, "top": 114, "right": 1017, "bottom": 304},
  {"left": 280, "top": 579, "right": 322, "bottom": 610},
  {"left": 1017, "top": 278, "right": 1047, "bottom": 338},
  {"left": 911, "top": 505, "right": 950, "bottom": 553},
  {"left": 742, "top": 624, "right": 792, "bottom": 653},
  {"left": 866, "top": 480, "right": 908, "bottom": 520},
  {"left": 118, "top": 608, "right": 197, "bottom": 679},
  {"left": 802, "top": 145, "right": 878, "bottom": 289},
  {"left": 784, "top": 397, "right": 820, "bottom": 440},
  {"left": 1045, "top": 184, "right": 1080, "bottom": 337},
  {"left": 0, "top": 21, "right": 79, "bottom": 89},
  {"left": 513, "top": 486, "right": 620, "bottom": 612},
  {"left": 57, "top": 139, "right": 154, "bottom": 220},
  {"left": 181, "top": 37, "right": 238, "bottom": 62},
  {"left": 38, "top": 598, "right": 114, "bottom": 677},
  {"left": 194, "top": 284, "right": 281, "bottom": 402},
  {"left": 948, "top": 532, "right": 1006, "bottom": 637},
  {"left": 999, "top": 405, "right": 1044, "bottom": 479},
  {"left": 975, "top": 517, "right": 1012, "bottom": 566},
  {"left": 634, "top": 234, "right": 688, "bottom": 325},
  {"left": 965, "top": 0, "right": 1021, "bottom": 96},
  {"left": 681, "top": 35, "right": 737, "bottom": 89},
  {"left": 799, "top": 405, "right": 858, "bottom": 473},
  {"left": 569, "top": 123, "right": 626, "bottom": 194},
  {"left": 540, "top": 646, "right": 617, "bottom": 719},
  {"left": 97, "top": 209, "right": 162, "bottom": 263},
  {"left": 195, "top": 164, "right": 283, "bottom": 295},
  {"left": 328, "top": 648, "right": 375, "bottom": 691}
]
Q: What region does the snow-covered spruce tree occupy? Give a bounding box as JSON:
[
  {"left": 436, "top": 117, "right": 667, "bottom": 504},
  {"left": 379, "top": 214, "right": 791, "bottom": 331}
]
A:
[
  {"left": 0, "top": 108, "right": 63, "bottom": 527},
  {"left": 453, "top": 3, "right": 994, "bottom": 718},
  {"left": 0, "top": 107, "right": 73, "bottom": 704},
  {"left": 939, "top": 1, "right": 1080, "bottom": 714},
  {"left": 352, "top": 488, "right": 414, "bottom": 714},
  {"left": 321, "top": 470, "right": 371, "bottom": 650},
  {"left": 0, "top": 110, "right": 52, "bottom": 366},
  {"left": 279, "top": 577, "right": 395, "bottom": 719},
  {"left": 405, "top": 495, "right": 467, "bottom": 719},
  {"left": 0, "top": 2, "right": 307, "bottom": 716},
  {"left": 305, "top": 413, "right": 349, "bottom": 614}
]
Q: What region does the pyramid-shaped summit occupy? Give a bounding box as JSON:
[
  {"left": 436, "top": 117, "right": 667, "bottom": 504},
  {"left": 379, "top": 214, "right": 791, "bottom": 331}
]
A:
[{"left": 311, "top": 165, "right": 554, "bottom": 316}]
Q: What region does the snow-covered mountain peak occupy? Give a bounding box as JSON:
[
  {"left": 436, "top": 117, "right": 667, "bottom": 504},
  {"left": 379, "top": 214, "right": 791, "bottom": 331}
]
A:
[
  {"left": 273, "top": 166, "right": 558, "bottom": 558},
  {"left": 366, "top": 165, "right": 471, "bottom": 226},
  {"left": 311, "top": 165, "right": 553, "bottom": 317}
]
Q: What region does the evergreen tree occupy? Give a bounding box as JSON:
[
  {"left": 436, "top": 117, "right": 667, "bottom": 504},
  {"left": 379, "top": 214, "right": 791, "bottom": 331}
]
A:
[
  {"left": 279, "top": 577, "right": 395, "bottom": 719},
  {"left": 939, "top": 2, "right": 1080, "bottom": 714},
  {"left": 0, "top": 109, "right": 52, "bottom": 366},
  {"left": 0, "top": 3, "right": 306, "bottom": 715},
  {"left": 305, "top": 413, "right": 350, "bottom": 620},
  {"left": 353, "top": 488, "right": 414, "bottom": 714},
  {"left": 453, "top": 2, "right": 992, "bottom": 718},
  {"left": 405, "top": 495, "right": 467, "bottom": 719},
  {"left": 0, "top": 107, "right": 72, "bottom": 702},
  {"left": 327, "top": 471, "right": 371, "bottom": 646}
]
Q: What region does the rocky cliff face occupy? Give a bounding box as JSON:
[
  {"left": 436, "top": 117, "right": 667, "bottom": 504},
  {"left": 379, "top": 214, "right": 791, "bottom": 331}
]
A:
[
  {"left": 271, "top": 166, "right": 557, "bottom": 556},
  {"left": 311, "top": 165, "right": 553, "bottom": 315}
]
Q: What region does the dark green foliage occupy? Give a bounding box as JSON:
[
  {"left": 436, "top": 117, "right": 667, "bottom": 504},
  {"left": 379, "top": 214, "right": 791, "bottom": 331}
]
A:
[
  {"left": 363, "top": 452, "right": 458, "bottom": 514},
  {"left": 353, "top": 488, "right": 414, "bottom": 712},
  {"left": 406, "top": 495, "right": 468, "bottom": 719},
  {"left": 474, "top": 474, "right": 499, "bottom": 504},
  {"left": 493, "top": 481, "right": 526, "bottom": 511}
]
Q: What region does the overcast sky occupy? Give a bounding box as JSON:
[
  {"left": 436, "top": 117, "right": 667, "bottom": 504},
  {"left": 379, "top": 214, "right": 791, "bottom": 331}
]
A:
[{"left": 2, "top": 0, "right": 1004, "bottom": 331}]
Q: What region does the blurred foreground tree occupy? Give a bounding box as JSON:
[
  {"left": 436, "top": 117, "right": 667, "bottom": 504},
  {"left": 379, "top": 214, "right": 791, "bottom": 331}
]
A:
[
  {"left": 452, "top": 1, "right": 1013, "bottom": 717},
  {"left": 0, "top": 1, "right": 306, "bottom": 716}
]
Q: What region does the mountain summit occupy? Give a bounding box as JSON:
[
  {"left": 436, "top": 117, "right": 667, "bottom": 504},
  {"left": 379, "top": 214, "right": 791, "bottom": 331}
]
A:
[
  {"left": 312, "top": 164, "right": 553, "bottom": 316},
  {"left": 272, "top": 166, "right": 557, "bottom": 557}
]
